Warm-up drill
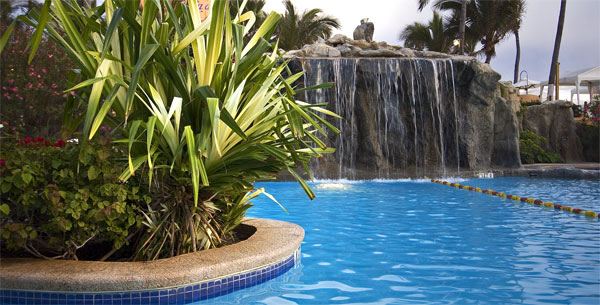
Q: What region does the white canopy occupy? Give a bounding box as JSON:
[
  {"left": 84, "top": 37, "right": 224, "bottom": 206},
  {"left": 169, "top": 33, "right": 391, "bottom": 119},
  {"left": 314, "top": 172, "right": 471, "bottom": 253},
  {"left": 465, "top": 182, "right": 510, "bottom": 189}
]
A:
[{"left": 539, "top": 66, "right": 600, "bottom": 104}]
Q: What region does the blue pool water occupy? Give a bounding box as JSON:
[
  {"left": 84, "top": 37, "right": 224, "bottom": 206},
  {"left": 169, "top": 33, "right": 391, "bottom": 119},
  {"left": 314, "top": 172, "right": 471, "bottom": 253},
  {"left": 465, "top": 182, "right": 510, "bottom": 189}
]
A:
[{"left": 197, "top": 177, "right": 600, "bottom": 305}]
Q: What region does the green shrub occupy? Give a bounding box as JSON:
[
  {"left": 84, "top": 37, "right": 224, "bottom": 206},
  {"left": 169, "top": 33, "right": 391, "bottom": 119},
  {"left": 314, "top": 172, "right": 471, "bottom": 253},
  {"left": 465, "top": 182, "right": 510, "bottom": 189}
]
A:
[
  {"left": 519, "top": 130, "right": 563, "bottom": 164},
  {"left": 0, "top": 138, "right": 147, "bottom": 260},
  {"left": 572, "top": 104, "right": 583, "bottom": 117},
  {"left": 577, "top": 124, "right": 600, "bottom": 162}
]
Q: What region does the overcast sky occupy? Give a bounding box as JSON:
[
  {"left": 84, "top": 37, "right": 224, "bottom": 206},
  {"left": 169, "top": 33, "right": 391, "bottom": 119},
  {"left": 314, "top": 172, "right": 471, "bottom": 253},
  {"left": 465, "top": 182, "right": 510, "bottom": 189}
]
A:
[{"left": 262, "top": 0, "right": 600, "bottom": 83}]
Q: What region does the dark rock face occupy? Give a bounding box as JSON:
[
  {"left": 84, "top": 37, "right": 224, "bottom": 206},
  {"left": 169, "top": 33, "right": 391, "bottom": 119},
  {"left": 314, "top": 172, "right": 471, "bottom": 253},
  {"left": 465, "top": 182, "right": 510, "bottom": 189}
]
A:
[
  {"left": 522, "top": 101, "right": 584, "bottom": 162},
  {"left": 353, "top": 19, "right": 374, "bottom": 42},
  {"left": 291, "top": 56, "right": 521, "bottom": 179}
]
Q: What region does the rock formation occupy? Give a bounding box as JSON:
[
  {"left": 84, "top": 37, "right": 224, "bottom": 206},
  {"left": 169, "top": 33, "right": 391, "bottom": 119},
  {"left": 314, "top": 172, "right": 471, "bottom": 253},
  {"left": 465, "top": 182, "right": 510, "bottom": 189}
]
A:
[
  {"left": 522, "top": 101, "right": 584, "bottom": 162},
  {"left": 285, "top": 35, "right": 521, "bottom": 179}
]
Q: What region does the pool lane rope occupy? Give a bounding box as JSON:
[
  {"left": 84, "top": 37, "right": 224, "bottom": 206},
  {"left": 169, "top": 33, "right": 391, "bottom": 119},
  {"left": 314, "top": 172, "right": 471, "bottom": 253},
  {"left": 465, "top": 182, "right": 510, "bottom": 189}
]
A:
[{"left": 430, "top": 179, "right": 599, "bottom": 220}]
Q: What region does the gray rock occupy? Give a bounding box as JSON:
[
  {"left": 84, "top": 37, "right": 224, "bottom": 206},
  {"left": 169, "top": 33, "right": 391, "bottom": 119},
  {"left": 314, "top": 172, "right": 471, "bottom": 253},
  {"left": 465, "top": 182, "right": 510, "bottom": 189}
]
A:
[
  {"left": 522, "top": 100, "right": 584, "bottom": 162},
  {"left": 357, "top": 49, "right": 401, "bottom": 57},
  {"left": 492, "top": 96, "right": 521, "bottom": 168},
  {"left": 327, "top": 34, "right": 351, "bottom": 46},
  {"left": 353, "top": 18, "right": 375, "bottom": 42},
  {"left": 302, "top": 43, "right": 339, "bottom": 57}
]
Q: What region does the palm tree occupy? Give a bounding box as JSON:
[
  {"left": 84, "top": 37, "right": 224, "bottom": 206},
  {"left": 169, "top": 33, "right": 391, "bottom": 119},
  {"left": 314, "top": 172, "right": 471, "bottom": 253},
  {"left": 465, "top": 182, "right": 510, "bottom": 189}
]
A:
[
  {"left": 418, "top": 0, "right": 468, "bottom": 55},
  {"left": 547, "top": 0, "right": 567, "bottom": 100},
  {"left": 400, "top": 11, "right": 452, "bottom": 53},
  {"left": 277, "top": 0, "right": 341, "bottom": 50},
  {"left": 512, "top": 2, "right": 525, "bottom": 83},
  {"left": 442, "top": 0, "right": 524, "bottom": 64}
]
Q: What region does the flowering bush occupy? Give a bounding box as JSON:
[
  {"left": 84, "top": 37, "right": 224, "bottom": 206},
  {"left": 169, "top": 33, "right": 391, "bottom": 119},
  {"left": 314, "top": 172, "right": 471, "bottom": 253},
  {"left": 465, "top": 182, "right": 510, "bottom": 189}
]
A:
[
  {"left": 582, "top": 95, "right": 600, "bottom": 127},
  {"left": 0, "top": 25, "right": 75, "bottom": 138},
  {"left": 0, "top": 138, "right": 147, "bottom": 260}
]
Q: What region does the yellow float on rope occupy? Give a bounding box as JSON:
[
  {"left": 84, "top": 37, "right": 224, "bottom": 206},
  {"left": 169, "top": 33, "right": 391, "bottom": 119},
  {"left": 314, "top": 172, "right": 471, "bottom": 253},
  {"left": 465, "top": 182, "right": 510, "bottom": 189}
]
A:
[
  {"left": 499, "top": 193, "right": 506, "bottom": 198},
  {"left": 544, "top": 202, "right": 554, "bottom": 208},
  {"left": 527, "top": 198, "right": 535, "bottom": 204},
  {"left": 585, "top": 211, "right": 598, "bottom": 218}
]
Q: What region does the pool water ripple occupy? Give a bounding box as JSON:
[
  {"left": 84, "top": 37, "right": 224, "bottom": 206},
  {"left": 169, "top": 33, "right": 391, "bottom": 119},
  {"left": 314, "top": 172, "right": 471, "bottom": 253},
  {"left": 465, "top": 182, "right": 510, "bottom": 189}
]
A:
[{"left": 197, "top": 177, "right": 600, "bottom": 304}]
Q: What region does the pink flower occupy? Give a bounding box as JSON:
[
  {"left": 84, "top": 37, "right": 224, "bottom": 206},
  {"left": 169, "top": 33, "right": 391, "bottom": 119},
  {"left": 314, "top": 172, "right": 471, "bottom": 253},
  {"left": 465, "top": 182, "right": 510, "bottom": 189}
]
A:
[
  {"left": 11, "top": 87, "right": 17, "bottom": 92},
  {"left": 29, "top": 67, "right": 35, "bottom": 72},
  {"left": 37, "top": 74, "right": 41, "bottom": 78},
  {"left": 17, "top": 95, "right": 23, "bottom": 100},
  {"left": 70, "top": 91, "right": 75, "bottom": 95},
  {"left": 51, "top": 83, "right": 58, "bottom": 89},
  {"left": 29, "top": 72, "right": 35, "bottom": 76},
  {"left": 28, "top": 105, "right": 34, "bottom": 110},
  {"left": 1, "top": 121, "right": 8, "bottom": 125},
  {"left": 37, "top": 83, "right": 42, "bottom": 87},
  {"left": 8, "top": 79, "right": 14, "bottom": 85},
  {"left": 27, "top": 83, "right": 33, "bottom": 89},
  {"left": 62, "top": 94, "right": 67, "bottom": 98},
  {"left": 1, "top": 86, "right": 6, "bottom": 90},
  {"left": 41, "top": 69, "right": 47, "bottom": 73},
  {"left": 48, "top": 54, "right": 53, "bottom": 58}
]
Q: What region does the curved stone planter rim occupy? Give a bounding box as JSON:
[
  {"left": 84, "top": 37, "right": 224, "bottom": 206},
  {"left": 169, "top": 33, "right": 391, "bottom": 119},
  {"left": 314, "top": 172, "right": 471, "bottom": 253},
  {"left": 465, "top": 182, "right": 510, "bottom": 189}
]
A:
[{"left": 0, "top": 218, "right": 304, "bottom": 292}]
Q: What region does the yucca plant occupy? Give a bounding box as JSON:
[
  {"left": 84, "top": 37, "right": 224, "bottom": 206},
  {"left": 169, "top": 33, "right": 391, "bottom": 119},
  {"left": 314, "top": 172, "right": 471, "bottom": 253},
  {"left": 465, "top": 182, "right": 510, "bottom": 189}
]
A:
[{"left": 14, "top": 0, "right": 339, "bottom": 260}]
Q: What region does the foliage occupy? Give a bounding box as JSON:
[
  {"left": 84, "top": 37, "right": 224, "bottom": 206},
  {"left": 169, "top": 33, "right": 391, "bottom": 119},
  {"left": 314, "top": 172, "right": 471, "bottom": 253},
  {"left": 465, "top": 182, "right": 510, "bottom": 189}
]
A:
[
  {"left": 519, "top": 130, "right": 563, "bottom": 164},
  {"left": 20, "top": 0, "right": 337, "bottom": 260},
  {"left": 582, "top": 96, "right": 600, "bottom": 126},
  {"left": 0, "top": 137, "right": 146, "bottom": 260},
  {"left": 572, "top": 104, "right": 582, "bottom": 117},
  {"left": 277, "top": 0, "right": 341, "bottom": 50},
  {"left": 0, "top": 24, "right": 75, "bottom": 138},
  {"left": 400, "top": 11, "right": 452, "bottom": 53},
  {"left": 229, "top": 0, "right": 266, "bottom": 43}
]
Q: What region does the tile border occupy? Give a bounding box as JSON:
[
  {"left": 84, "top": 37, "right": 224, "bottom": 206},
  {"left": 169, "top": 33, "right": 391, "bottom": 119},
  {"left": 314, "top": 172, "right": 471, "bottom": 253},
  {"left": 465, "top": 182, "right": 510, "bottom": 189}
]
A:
[{"left": 0, "top": 218, "right": 304, "bottom": 304}]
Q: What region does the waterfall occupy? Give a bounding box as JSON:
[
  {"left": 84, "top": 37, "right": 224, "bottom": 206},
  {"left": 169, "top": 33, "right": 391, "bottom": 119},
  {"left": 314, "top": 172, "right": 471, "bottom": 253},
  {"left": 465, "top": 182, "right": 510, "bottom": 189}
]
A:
[{"left": 300, "top": 58, "right": 461, "bottom": 180}]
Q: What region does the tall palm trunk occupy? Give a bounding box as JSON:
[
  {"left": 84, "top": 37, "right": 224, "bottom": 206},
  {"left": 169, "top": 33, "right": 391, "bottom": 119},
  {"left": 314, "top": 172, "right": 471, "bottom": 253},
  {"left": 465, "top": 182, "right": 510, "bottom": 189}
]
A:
[
  {"left": 459, "top": 0, "right": 467, "bottom": 55},
  {"left": 513, "top": 29, "right": 521, "bottom": 83},
  {"left": 548, "top": 0, "right": 567, "bottom": 100}
]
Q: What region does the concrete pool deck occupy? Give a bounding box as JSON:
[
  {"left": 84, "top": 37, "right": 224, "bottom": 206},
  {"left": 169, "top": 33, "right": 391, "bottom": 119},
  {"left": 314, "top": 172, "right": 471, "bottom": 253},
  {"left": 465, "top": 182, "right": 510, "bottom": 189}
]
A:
[{"left": 0, "top": 218, "right": 303, "bottom": 292}]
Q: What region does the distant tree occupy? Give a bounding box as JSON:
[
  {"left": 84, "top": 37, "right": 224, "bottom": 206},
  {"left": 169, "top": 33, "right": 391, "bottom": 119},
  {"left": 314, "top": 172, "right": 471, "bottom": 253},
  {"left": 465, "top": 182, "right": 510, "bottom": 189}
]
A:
[
  {"left": 276, "top": 0, "right": 341, "bottom": 50},
  {"left": 547, "top": 0, "right": 567, "bottom": 100},
  {"left": 441, "top": 0, "right": 525, "bottom": 64},
  {"left": 418, "top": 0, "right": 468, "bottom": 55},
  {"left": 400, "top": 11, "right": 452, "bottom": 53},
  {"left": 512, "top": 1, "right": 525, "bottom": 83}
]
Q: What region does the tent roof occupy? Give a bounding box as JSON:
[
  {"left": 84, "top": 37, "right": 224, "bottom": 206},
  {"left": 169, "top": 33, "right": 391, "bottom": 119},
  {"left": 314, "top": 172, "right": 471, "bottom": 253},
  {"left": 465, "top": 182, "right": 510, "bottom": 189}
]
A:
[{"left": 540, "top": 66, "right": 600, "bottom": 86}]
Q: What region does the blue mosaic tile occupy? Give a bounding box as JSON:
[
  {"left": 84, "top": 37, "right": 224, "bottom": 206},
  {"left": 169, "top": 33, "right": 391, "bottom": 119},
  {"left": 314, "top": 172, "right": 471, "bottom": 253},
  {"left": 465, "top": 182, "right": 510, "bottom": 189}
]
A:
[{"left": 0, "top": 250, "right": 298, "bottom": 305}]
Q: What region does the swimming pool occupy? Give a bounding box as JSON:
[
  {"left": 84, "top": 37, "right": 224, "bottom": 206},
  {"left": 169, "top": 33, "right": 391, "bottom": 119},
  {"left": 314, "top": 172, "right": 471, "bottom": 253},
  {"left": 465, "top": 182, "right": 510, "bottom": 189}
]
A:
[{"left": 198, "top": 177, "right": 600, "bottom": 304}]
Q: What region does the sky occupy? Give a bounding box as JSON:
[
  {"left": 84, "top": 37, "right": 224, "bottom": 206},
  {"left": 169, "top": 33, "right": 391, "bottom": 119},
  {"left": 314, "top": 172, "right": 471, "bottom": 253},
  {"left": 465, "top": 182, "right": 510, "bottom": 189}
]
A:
[{"left": 262, "top": 0, "right": 600, "bottom": 83}]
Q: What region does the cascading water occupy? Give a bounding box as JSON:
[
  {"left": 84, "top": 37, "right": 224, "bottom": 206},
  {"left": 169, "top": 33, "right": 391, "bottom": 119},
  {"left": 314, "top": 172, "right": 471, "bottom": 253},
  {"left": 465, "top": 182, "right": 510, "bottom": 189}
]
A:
[{"left": 299, "top": 58, "right": 462, "bottom": 179}]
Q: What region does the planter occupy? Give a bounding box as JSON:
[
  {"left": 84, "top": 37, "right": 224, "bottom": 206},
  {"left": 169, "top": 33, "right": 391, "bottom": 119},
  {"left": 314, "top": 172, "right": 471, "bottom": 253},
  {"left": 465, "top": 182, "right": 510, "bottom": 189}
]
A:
[{"left": 0, "top": 218, "right": 303, "bottom": 305}]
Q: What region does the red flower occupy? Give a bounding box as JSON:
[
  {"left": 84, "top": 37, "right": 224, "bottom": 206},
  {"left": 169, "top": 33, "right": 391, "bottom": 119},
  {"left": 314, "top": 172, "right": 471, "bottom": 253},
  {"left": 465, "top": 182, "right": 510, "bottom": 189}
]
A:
[
  {"left": 53, "top": 139, "right": 66, "bottom": 147},
  {"left": 44, "top": 140, "right": 50, "bottom": 147},
  {"left": 24, "top": 137, "right": 33, "bottom": 144},
  {"left": 34, "top": 137, "right": 44, "bottom": 143},
  {"left": 0, "top": 159, "right": 4, "bottom": 167}
]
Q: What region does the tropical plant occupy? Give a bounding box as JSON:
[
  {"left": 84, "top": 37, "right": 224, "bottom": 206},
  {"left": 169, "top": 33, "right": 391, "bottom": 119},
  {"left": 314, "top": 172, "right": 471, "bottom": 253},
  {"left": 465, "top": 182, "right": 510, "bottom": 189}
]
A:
[
  {"left": 400, "top": 11, "right": 452, "bottom": 53},
  {"left": 277, "top": 0, "right": 341, "bottom": 50},
  {"left": 547, "top": 0, "right": 567, "bottom": 100},
  {"left": 16, "top": 0, "right": 338, "bottom": 260},
  {"left": 230, "top": 0, "right": 267, "bottom": 42}
]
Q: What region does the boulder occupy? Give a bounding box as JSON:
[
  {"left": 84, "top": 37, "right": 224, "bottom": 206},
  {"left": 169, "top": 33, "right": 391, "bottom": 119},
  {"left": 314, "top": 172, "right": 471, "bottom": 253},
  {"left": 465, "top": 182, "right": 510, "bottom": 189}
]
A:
[{"left": 522, "top": 100, "right": 584, "bottom": 162}]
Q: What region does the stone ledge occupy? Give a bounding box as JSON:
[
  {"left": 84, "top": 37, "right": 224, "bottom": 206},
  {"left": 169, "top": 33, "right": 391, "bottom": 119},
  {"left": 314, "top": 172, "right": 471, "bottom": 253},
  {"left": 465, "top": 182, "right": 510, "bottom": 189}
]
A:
[{"left": 0, "top": 218, "right": 304, "bottom": 292}]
